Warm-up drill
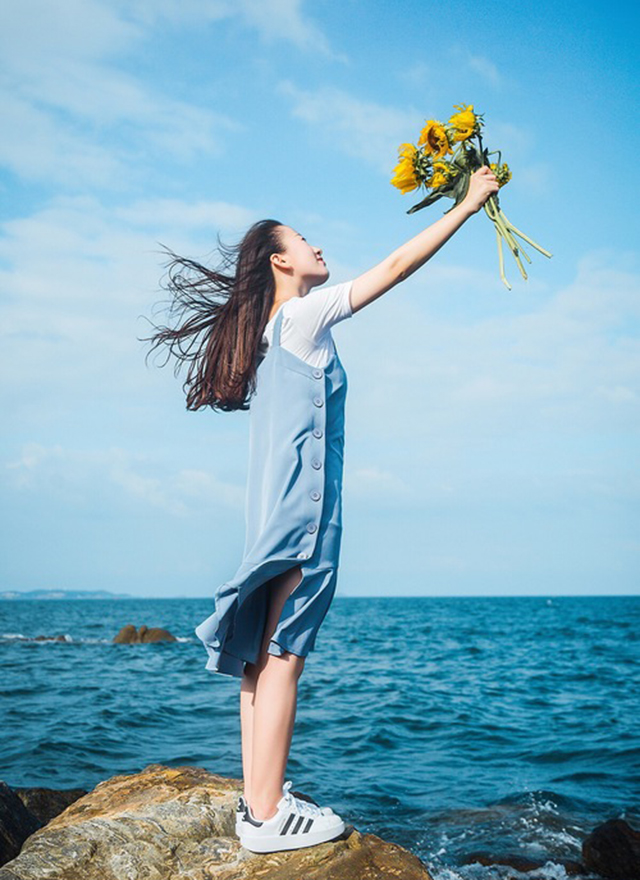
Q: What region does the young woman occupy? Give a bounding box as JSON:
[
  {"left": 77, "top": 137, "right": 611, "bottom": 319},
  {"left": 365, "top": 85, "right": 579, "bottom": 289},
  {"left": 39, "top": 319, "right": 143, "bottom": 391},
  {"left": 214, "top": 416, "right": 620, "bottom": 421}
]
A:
[{"left": 145, "top": 166, "right": 499, "bottom": 853}]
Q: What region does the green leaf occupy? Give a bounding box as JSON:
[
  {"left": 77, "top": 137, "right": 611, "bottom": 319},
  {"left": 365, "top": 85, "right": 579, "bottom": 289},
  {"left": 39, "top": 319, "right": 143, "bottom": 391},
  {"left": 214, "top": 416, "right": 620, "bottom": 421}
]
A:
[{"left": 406, "top": 191, "right": 447, "bottom": 214}]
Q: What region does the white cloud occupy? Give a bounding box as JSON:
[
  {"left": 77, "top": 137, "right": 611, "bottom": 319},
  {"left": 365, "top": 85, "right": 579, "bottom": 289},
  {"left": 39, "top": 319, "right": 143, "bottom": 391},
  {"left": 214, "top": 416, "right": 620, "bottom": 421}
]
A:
[
  {"left": 115, "top": 199, "right": 256, "bottom": 230},
  {"left": 5, "top": 443, "right": 245, "bottom": 516},
  {"left": 0, "top": 0, "right": 337, "bottom": 65},
  {"left": 235, "top": 0, "right": 339, "bottom": 57},
  {"left": 2, "top": 193, "right": 638, "bottom": 503},
  {"left": 0, "top": 0, "right": 139, "bottom": 67},
  {"left": 489, "top": 121, "right": 533, "bottom": 154},
  {"left": 0, "top": 95, "right": 127, "bottom": 190},
  {"left": 274, "top": 80, "right": 547, "bottom": 196},
  {"left": 0, "top": 71, "right": 238, "bottom": 189},
  {"left": 0, "top": 0, "right": 635, "bottom": 594},
  {"left": 119, "top": 0, "right": 340, "bottom": 57},
  {"left": 349, "top": 465, "right": 414, "bottom": 502},
  {"left": 466, "top": 53, "right": 502, "bottom": 89},
  {"left": 395, "top": 61, "right": 435, "bottom": 91},
  {"left": 443, "top": 43, "right": 506, "bottom": 89},
  {"left": 277, "top": 80, "right": 422, "bottom": 174},
  {"left": 339, "top": 246, "right": 640, "bottom": 520},
  {"left": 0, "top": 0, "right": 348, "bottom": 191},
  {"left": 0, "top": 194, "right": 261, "bottom": 411}
]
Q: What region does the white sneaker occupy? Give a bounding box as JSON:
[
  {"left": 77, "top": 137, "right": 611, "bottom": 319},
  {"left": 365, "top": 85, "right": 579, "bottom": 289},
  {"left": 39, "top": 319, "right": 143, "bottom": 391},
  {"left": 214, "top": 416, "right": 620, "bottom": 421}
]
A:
[
  {"left": 235, "top": 794, "right": 248, "bottom": 836},
  {"left": 238, "top": 780, "right": 345, "bottom": 852},
  {"left": 236, "top": 780, "right": 334, "bottom": 835}
]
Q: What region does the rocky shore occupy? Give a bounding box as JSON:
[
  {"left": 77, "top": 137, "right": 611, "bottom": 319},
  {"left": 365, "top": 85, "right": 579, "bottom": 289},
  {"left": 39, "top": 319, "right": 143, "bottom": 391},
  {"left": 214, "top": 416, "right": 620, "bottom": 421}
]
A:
[
  {"left": 0, "top": 764, "right": 432, "bottom": 879},
  {"left": 0, "top": 764, "right": 638, "bottom": 879}
]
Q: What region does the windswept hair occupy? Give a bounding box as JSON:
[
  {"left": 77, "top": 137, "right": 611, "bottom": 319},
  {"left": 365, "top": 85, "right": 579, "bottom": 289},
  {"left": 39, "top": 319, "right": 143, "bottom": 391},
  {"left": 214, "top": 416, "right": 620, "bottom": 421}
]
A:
[{"left": 141, "top": 219, "right": 285, "bottom": 412}]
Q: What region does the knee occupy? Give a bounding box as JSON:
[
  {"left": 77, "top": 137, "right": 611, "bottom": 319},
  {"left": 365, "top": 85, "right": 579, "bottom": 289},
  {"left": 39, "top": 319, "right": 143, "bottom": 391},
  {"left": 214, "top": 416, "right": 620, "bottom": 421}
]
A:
[
  {"left": 288, "top": 651, "right": 306, "bottom": 680},
  {"left": 291, "top": 651, "right": 307, "bottom": 681},
  {"left": 267, "top": 647, "right": 306, "bottom": 679},
  {"left": 244, "top": 647, "right": 305, "bottom": 680}
]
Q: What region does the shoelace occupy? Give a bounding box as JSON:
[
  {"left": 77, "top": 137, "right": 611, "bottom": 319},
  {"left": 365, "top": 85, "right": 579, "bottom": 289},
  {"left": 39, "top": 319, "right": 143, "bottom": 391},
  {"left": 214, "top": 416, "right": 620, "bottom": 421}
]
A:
[{"left": 281, "top": 779, "right": 324, "bottom": 818}]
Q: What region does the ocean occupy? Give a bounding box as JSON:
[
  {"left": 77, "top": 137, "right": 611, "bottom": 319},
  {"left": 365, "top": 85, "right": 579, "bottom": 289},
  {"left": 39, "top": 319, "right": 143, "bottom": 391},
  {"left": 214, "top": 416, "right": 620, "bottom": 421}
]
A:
[{"left": 1, "top": 594, "right": 638, "bottom": 878}]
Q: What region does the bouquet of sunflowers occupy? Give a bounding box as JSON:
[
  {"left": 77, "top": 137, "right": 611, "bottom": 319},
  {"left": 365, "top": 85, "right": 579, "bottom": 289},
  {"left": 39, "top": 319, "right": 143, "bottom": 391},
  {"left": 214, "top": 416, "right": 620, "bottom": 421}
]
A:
[{"left": 391, "top": 103, "right": 552, "bottom": 289}]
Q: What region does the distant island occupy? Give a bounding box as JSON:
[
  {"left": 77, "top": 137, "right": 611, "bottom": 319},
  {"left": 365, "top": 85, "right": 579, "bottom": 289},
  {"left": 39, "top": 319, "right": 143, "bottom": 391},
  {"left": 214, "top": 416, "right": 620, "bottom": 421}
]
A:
[{"left": 0, "top": 589, "right": 137, "bottom": 601}]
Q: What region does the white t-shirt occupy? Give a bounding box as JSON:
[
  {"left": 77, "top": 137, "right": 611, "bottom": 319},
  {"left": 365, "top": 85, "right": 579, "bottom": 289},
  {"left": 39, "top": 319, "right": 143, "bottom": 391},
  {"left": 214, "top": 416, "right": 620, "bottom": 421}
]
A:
[{"left": 261, "top": 280, "right": 354, "bottom": 368}]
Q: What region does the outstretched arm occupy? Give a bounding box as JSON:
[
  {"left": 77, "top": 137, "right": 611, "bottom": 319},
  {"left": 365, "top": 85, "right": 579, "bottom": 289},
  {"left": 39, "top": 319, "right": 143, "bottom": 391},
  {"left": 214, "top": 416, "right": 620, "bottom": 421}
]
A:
[{"left": 350, "top": 166, "right": 499, "bottom": 314}]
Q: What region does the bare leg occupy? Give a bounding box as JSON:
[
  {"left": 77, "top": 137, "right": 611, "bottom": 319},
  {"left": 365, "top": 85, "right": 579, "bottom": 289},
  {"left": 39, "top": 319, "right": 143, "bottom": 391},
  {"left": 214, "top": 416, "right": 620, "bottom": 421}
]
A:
[{"left": 240, "top": 565, "right": 305, "bottom": 819}]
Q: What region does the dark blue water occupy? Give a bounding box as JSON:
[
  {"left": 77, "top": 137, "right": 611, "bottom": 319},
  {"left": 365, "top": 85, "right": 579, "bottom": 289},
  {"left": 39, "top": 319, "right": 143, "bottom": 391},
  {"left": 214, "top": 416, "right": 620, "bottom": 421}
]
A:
[{"left": 1, "top": 595, "right": 638, "bottom": 879}]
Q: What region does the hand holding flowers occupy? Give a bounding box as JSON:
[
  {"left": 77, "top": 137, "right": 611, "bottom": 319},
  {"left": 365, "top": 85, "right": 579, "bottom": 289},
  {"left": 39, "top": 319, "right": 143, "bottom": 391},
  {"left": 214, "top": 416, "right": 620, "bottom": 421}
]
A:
[
  {"left": 390, "top": 104, "right": 552, "bottom": 289},
  {"left": 462, "top": 166, "right": 500, "bottom": 214}
]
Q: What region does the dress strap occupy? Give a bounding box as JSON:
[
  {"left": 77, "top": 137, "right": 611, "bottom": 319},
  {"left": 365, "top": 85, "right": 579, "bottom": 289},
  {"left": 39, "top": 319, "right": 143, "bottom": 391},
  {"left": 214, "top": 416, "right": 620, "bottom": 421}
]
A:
[{"left": 273, "top": 305, "right": 286, "bottom": 348}]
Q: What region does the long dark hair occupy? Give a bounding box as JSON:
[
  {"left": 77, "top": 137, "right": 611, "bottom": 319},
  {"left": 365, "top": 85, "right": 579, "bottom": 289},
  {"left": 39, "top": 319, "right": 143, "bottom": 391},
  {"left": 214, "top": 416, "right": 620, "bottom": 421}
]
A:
[{"left": 141, "top": 219, "right": 285, "bottom": 412}]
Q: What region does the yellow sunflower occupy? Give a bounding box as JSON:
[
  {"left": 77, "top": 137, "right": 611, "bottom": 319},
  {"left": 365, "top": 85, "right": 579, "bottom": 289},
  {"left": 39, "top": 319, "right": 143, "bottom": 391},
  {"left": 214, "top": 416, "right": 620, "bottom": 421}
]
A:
[
  {"left": 390, "top": 142, "right": 420, "bottom": 193},
  {"left": 429, "top": 161, "right": 457, "bottom": 189},
  {"left": 490, "top": 161, "right": 512, "bottom": 187},
  {"left": 417, "top": 120, "right": 451, "bottom": 159},
  {"left": 448, "top": 104, "right": 478, "bottom": 142}
]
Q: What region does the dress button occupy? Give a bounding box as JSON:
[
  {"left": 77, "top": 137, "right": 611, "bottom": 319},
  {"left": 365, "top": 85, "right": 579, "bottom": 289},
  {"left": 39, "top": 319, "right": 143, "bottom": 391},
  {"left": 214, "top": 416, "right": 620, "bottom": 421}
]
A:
[
  {"left": 313, "top": 396, "right": 324, "bottom": 407},
  {"left": 297, "top": 551, "right": 309, "bottom": 559},
  {"left": 310, "top": 490, "right": 321, "bottom": 501},
  {"left": 313, "top": 427, "right": 323, "bottom": 439},
  {"left": 312, "top": 368, "right": 323, "bottom": 379},
  {"left": 311, "top": 458, "right": 322, "bottom": 469},
  {"left": 306, "top": 523, "right": 318, "bottom": 534}
]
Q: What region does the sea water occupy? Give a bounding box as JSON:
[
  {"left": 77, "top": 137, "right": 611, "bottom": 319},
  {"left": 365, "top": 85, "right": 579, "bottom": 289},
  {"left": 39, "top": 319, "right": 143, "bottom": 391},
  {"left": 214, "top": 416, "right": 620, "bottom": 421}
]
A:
[{"left": 1, "top": 594, "right": 638, "bottom": 878}]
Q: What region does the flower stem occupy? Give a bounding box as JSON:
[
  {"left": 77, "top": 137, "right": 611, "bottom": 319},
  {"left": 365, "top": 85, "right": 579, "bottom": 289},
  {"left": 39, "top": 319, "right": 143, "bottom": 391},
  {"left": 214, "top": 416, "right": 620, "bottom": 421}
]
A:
[
  {"left": 483, "top": 202, "right": 513, "bottom": 285},
  {"left": 485, "top": 196, "right": 529, "bottom": 280},
  {"left": 499, "top": 212, "right": 553, "bottom": 258},
  {"left": 487, "top": 197, "right": 519, "bottom": 255},
  {"left": 496, "top": 225, "right": 511, "bottom": 290},
  {"left": 499, "top": 208, "right": 532, "bottom": 266}
]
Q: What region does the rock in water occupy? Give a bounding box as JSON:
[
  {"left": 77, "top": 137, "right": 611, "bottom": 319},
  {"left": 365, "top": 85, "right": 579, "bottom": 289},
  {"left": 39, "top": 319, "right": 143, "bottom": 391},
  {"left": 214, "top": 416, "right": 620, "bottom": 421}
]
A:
[
  {"left": 113, "top": 625, "right": 177, "bottom": 643},
  {"left": 0, "top": 764, "right": 434, "bottom": 879},
  {"left": 582, "top": 818, "right": 640, "bottom": 880}
]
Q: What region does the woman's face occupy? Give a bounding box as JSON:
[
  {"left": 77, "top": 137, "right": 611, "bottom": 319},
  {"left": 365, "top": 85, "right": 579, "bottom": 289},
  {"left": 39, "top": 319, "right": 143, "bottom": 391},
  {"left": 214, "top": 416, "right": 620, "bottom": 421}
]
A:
[{"left": 275, "top": 225, "right": 329, "bottom": 287}]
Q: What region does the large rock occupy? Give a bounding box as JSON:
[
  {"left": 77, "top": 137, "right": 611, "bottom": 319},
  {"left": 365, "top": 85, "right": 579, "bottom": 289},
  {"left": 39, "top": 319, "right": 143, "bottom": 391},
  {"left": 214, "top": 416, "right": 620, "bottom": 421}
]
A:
[
  {"left": 0, "top": 781, "right": 88, "bottom": 866},
  {"left": 113, "top": 625, "right": 177, "bottom": 643},
  {"left": 0, "top": 764, "right": 433, "bottom": 879},
  {"left": 13, "top": 786, "right": 88, "bottom": 829},
  {"left": 0, "top": 781, "right": 43, "bottom": 867}
]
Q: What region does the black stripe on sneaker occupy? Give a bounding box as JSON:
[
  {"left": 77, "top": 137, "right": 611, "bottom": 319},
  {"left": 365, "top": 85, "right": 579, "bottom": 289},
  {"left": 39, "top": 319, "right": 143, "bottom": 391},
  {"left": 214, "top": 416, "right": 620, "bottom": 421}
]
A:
[
  {"left": 303, "top": 817, "right": 314, "bottom": 833},
  {"left": 292, "top": 815, "right": 306, "bottom": 834},
  {"left": 281, "top": 812, "right": 296, "bottom": 834}
]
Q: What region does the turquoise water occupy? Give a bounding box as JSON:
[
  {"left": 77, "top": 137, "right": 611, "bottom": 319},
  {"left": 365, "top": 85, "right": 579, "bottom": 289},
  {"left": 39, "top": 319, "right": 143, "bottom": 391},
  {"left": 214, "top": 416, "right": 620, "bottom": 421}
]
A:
[{"left": 1, "top": 595, "right": 638, "bottom": 878}]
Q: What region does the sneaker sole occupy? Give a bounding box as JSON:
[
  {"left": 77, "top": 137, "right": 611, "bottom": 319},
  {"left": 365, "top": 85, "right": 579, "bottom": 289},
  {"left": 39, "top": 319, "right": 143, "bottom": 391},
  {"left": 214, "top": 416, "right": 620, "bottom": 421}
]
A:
[{"left": 239, "top": 817, "right": 345, "bottom": 853}]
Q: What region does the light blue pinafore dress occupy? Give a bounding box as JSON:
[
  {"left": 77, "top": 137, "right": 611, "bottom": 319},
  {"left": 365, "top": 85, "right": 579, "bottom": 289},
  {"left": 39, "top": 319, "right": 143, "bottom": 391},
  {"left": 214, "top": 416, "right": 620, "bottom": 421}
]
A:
[{"left": 194, "top": 304, "right": 348, "bottom": 678}]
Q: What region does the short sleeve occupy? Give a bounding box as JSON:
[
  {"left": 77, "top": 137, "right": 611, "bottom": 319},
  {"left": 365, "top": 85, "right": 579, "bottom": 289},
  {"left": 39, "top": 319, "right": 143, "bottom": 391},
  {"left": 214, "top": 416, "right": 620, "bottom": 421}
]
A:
[{"left": 288, "top": 280, "right": 354, "bottom": 343}]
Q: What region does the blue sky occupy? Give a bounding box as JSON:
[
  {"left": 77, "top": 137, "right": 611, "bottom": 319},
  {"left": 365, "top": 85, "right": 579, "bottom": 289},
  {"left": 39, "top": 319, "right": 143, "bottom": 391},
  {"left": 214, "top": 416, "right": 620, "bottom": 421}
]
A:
[{"left": 1, "top": 0, "right": 638, "bottom": 598}]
